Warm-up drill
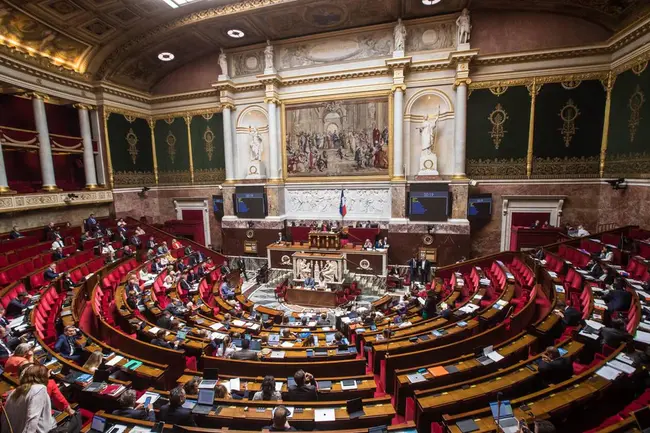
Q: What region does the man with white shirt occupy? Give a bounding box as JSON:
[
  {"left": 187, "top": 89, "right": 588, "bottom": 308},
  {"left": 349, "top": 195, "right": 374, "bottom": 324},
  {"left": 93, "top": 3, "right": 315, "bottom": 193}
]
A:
[
  {"left": 101, "top": 241, "right": 116, "bottom": 261},
  {"left": 51, "top": 235, "right": 64, "bottom": 250},
  {"left": 576, "top": 225, "right": 590, "bottom": 237},
  {"left": 599, "top": 246, "right": 614, "bottom": 263}
]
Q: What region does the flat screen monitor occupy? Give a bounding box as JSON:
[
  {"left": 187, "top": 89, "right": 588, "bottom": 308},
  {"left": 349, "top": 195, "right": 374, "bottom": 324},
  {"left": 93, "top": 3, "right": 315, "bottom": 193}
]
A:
[
  {"left": 212, "top": 195, "right": 224, "bottom": 217},
  {"left": 234, "top": 186, "right": 266, "bottom": 219},
  {"left": 468, "top": 194, "right": 492, "bottom": 219},
  {"left": 408, "top": 183, "right": 449, "bottom": 222}
]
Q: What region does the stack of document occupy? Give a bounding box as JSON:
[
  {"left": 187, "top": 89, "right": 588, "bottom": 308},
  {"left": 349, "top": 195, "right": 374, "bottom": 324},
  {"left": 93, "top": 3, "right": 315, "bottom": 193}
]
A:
[
  {"left": 315, "top": 408, "right": 335, "bottom": 422},
  {"left": 210, "top": 323, "right": 224, "bottom": 331},
  {"left": 281, "top": 341, "right": 294, "bottom": 348},
  {"left": 147, "top": 326, "right": 160, "bottom": 334},
  {"left": 634, "top": 330, "right": 650, "bottom": 344},
  {"left": 106, "top": 355, "right": 124, "bottom": 366},
  {"left": 596, "top": 365, "right": 622, "bottom": 381}
]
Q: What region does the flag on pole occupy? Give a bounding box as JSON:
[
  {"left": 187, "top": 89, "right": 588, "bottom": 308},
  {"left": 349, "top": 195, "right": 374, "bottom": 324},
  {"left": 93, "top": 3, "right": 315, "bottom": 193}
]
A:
[{"left": 339, "top": 190, "right": 347, "bottom": 217}]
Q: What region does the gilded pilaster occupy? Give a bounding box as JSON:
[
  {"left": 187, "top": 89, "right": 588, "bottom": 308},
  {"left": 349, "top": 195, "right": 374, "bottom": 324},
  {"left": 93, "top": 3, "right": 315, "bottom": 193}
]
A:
[
  {"left": 148, "top": 118, "right": 159, "bottom": 185},
  {"left": 185, "top": 114, "right": 195, "bottom": 184},
  {"left": 102, "top": 110, "right": 114, "bottom": 189},
  {"left": 526, "top": 78, "right": 541, "bottom": 178},
  {"left": 599, "top": 71, "right": 615, "bottom": 178}
]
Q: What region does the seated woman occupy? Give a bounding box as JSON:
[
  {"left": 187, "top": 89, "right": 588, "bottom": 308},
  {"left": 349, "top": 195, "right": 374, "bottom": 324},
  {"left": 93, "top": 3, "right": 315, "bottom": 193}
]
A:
[
  {"left": 213, "top": 335, "right": 236, "bottom": 358},
  {"left": 171, "top": 238, "right": 183, "bottom": 250},
  {"left": 82, "top": 351, "right": 104, "bottom": 373},
  {"left": 5, "top": 343, "right": 34, "bottom": 375},
  {"left": 252, "top": 375, "right": 282, "bottom": 401}
]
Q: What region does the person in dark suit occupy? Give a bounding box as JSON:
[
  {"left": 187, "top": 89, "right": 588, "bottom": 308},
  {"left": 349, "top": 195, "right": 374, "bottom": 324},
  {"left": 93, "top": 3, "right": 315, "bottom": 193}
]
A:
[
  {"left": 145, "top": 236, "right": 156, "bottom": 250},
  {"left": 45, "top": 222, "right": 56, "bottom": 241},
  {"left": 237, "top": 257, "right": 247, "bottom": 281},
  {"left": 130, "top": 235, "right": 141, "bottom": 249},
  {"left": 0, "top": 326, "right": 18, "bottom": 359},
  {"left": 263, "top": 406, "right": 296, "bottom": 432},
  {"left": 150, "top": 258, "right": 164, "bottom": 274},
  {"left": 604, "top": 286, "right": 632, "bottom": 313},
  {"left": 62, "top": 272, "right": 79, "bottom": 292},
  {"left": 231, "top": 339, "right": 259, "bottom": 361},
  {"left": 9, "top": 226, "right": 22, "bottom": 239},
  {"left": 600, "top": 318, "right": 630, "bottom": 348},
  {"left": 156, "top": 311, "right": 173, "bottom": 330},
  {"left": 126, "top": 289, "right": 140, "bottom": 310},
  {"left": 150, "top": 329, "right": 180, "bottom": 350},
  {"left": 423, "top": 291, "right": 439, "bottom": 319},
  {"left": 177, "top": 261, "right": 187, "bottom": 273},
  {"left": 187, "top": 269, "right": 198, "bottom": 285},
  {"left": 195, "top": 251, "right": 205, "bottom": 263},
  {"left": 179, "top": 273, "right": 193, "bottom": 296},
  {"left": 54, "top": 325, "right": 83, "bottom": 362},
  {"left": 559, "top": 305, "right": 582, "bottom": 327},
  {"left": 44, "top": 263, "right": 59, "bottom": 281},
  {"left": 316, "top": 313, "right": 330, "bottom": 326},
  {"left": 52, "top": 247, "right": 65, "bottom": 261},
  {"left": 158, "top": 386, "right": 196, "bottom": 426},
  {"left": 408, "top": 255, "right": 419, "bottom": 283},
  {"left": 419, "top": 254, "right": 431, "bottom": 284},
  {"left": 126, "top": 276, "right": 142, "bottom": 296},
  {"left": 166, "top": 299, "right": 187, "bottom": 318},
  {"left": 585, "top": 260, "right": 604, "bottom": 279},
  {"left": 86, "top": 214, "right": 97, "bottom": 232},
  {"left": 6, "top": 292, "right": 31, "bottom": 317},
  {"left": 285, "top": 369, "right": 317, "bottom": 402},
  {"left": 0, "top": 306, "right": 9, "bottom": 328},
  {"left": 112, "top": 390, "right": 155, "bottom": 421},
  {"left": 537, "top": 346, "right": 573, "bottom": 384}
]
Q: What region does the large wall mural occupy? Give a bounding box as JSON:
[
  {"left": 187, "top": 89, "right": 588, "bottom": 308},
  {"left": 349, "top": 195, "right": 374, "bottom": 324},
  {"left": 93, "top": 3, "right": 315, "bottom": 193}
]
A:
[{"left": 285, "top": 96, "right": 389, "bottom": 179}]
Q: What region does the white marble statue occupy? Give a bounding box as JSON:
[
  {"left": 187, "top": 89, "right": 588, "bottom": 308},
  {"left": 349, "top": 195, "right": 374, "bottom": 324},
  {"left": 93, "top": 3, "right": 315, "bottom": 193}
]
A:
[
  {"left": 416, "top": 107, "right": 440, "bottom": 175},
  {"left": 264, "top": 40, "right": 275, "bottom": 73},
  {"left": 218, "top": 48, "right": 229, "bottom": 79},
  {"left": 393, "top": 18, "right": 407, "bottom": 55},
  {"left": 297, "top": 259, "right": 311, "bottom": 280},
  {"left": 248, "top": 126, "right": 263, "bottom": 161},
  {"left": 456, "top": 8, "right": 471, "bottom": 46},
  {"left": 320, "top": 261, "right": 337, "bottom": 283}
]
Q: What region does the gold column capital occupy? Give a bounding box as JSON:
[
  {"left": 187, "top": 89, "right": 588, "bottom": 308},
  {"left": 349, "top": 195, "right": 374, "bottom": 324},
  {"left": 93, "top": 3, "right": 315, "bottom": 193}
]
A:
[
  {"left": 73, "top": 103, "right": 95, "bottom": 111},
  {"left": 220, "top": 102, "right": 236, "bottom": 111},
  {"left": 453, "top": 78, "right": 472, "bottom": 90},
  {"left": 391, "top": 84, "right": 407, "bottom": 94},
  {"left": 25, "top": 92, "right": 49, "bottom": 101},
  {"left": 264, "top": 97, "right": 282, "bottom": 106}
]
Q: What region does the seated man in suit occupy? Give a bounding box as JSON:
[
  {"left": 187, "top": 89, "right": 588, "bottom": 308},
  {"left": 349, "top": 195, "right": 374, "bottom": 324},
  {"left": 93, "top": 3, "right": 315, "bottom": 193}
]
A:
[
  {"left": 303, "top": 272, "right": 316, "bottom": 289},
  {"left": 316, "top": 313, "right": 330, "bottom": 326},
  {"left": 52, "top": 247, "right": 65, "bottom": 261},
  {"left": 126, "top": 275, "right": 142, "bottom": 296},
  {"left": 220, "top": 280, "right": 235, "bottom": 300},
  {"left": 187, "top": 269, "right": 198, "bottom": 285},
  {"left": 86, "top": 213, "right": 98, "bottom": 232},
  {"left": 600, "top": 318, "right": 630, "bottom": 348},
  {"left": 158, "top": 386, "right": 196, "bottom": 426},
  {"left": 54, "top": 325, "right": 83, "bottom": 363},
  {"left": 130, "top": 234, "right": 142, "bottom": 249},
  {"left": 9, "top": 226, "right": 22, "bottom": 239},
  {"left": 44, "top": 263, "right": 60, "bottom": 281},
  {"left": 6, "top": 292, "right": 31, "bottom": 317},
  {"left": 584, "top": 260, "right": 604, "bottom": 279},
  {"left": 150, "top": 329, "right": 180, "bottom": 350},
  {"left": 537, "top": 346, "right": 573, "bottom": 384},
  {"left": 179, "top": 273, "right": 193, "bottom": 296},
  {"left": 603, "top": 285, "right": 632, "bottom": 313},
  {"left": 286, "top": 369, "right": 317, "bottom": 401},
  {"left": 156, "top": 311, "right": 173, "bottom": 330},
  {"left": 231, "top": 338, "right": 259, "bottom": 361},
  {"left": 166, "top": 299, "right": 187, "bottom": 318},
  {"left": 150, "top": 258, "right": 164, "bottom": 274},
  {"left": 0, "top": 326, "right": 18, "bottom": 360},
  {"left": 558, "top": 305, "right": 582, "bottom": 328},
  {"left": 112, "top": 390, "right": 155, "bottom": 421},
  {"left": 599, "top": 246, "right": 614, "bottom": 263},
  {"left": 145, "top": 236, "right": 156, "bottom": 250}
]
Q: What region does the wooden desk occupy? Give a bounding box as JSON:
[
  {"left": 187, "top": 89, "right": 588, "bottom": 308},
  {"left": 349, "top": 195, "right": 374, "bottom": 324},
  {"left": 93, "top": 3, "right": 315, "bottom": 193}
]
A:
[{"left": 285, "top": 287, "right": 338, "bottom": 308}]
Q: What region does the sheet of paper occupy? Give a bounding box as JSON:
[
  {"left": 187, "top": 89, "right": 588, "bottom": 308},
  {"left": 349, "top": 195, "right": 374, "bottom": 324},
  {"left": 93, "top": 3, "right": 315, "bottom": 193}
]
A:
[
  {"left": 579, "top": 330, "right": 599, "bottom": 340},
  {"left": 106, "top": 355, "right": 124, "bottom": 366},
  {"left": 487, "top": 351, "right": 504, "bottom": 362},
  {"left": 229, "top": 378, "right": 241, "bottom": 391},
  {"left": 595, "top": 365, "right": 622, "bottom": 381},
  {"left": 608, "top": 360, "right": 636, "bottom": 375},
  {"left": 275, "top": 382, "right": 283, "bottom": 391},
  {"left": 147, "top": 326, "right": 160, "bottom": 334},
  {"left": 634, "top": 330, "right": 650, "bottom": 344},
  {"left": 585, "top": 320, "right": 604, "bottom": 330},
  {"left": 616, "top": 353, "right": 635, "bottom": 365},
  {"left": 281, "top": 341, "right": 294, "bottom": 348},
  {"left": 210, "top": 323, "right": 224, "bottom": 330},
  {"left": 314, "top": 408, "right": 336, "bottom": 422}
]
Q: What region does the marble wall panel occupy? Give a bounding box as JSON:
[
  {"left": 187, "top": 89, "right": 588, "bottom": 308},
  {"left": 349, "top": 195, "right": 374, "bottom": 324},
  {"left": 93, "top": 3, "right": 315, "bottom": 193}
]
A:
[{"left": 0, "top": 203, "right": 111, "bottom": 233}]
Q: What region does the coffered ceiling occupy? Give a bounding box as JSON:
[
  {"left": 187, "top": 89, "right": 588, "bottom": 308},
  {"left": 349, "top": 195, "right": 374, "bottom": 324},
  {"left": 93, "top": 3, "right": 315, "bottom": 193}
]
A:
[{"left": 0, "top": 0, "right": 647, "bottom": 92}]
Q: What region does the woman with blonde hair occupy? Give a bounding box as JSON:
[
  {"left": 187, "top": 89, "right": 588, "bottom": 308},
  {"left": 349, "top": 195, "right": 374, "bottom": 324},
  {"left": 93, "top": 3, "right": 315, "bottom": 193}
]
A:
[
  {"left": 1, "top": 364, "right": 57, "bottom": 432},
  {"left": 83, "top": 351, "right": 104, "bottom": 372},
  {"left": 216, "top": 335, "right": 236, "bottom": 358}
]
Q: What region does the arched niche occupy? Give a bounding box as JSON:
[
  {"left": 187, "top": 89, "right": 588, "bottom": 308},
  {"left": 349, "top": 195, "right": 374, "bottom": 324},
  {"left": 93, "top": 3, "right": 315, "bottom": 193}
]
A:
[
  {"left": 235, "top": 105, "right": 269, "bottom": 179},
  {"left": 404, "top": 89, "right": 455, "bottom": 177}
]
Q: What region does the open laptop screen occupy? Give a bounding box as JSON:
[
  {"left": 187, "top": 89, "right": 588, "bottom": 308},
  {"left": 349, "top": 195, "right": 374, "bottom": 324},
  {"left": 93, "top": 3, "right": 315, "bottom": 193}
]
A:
[{"left": 198, "top": 389, "right": 215, "bottom": 406}]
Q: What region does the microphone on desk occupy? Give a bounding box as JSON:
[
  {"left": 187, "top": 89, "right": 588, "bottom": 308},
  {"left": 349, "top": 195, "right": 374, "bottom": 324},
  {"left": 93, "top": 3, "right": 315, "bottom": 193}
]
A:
[{"left": 496, "top": 391, "right": 504, "bottom": 432}]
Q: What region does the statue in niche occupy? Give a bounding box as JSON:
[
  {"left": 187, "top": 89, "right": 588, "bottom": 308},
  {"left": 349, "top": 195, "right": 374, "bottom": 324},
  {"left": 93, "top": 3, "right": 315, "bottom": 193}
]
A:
[
  {"left": 393, "top": 18, "right": 407, "bottom": 54},
  {"left": 320, "top": 261, "right": 338, "bottom": 283},
  {"left": 218, "top": 48, "right": 229, "bottom": 79},
  {"left": 456, "top": 8, "right": 471, "bottom": 46},
  {"left": 264, "top": 40, "right": 275, "bottom": 72},
  {"left": 416, "top": 107, "right": 440, "bottom": 175},
  {"left": 297, "top": 259, "right": 311, "bottom": 280},
  {"left": 248, "top": 126, "right": 263, "bottom": 161}
]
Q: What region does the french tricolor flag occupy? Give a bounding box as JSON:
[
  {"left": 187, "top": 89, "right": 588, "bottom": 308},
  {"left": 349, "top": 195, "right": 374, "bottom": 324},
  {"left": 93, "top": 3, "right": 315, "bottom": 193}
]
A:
[{"left": 339, "top": 190, "right": 347, "bottom": 217}]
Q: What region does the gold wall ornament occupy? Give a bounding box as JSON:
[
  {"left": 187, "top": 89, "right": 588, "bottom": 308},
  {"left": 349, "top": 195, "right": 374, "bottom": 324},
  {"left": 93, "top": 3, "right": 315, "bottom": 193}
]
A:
[
  {"left": 124, "top": 115, "right": 136, "bottom": 123},
  {"left": 164, "top": 118, "right": 175, "bottom": 125},
  {"left": 629, "top": 85, "right": 645, "bottom": 143},
  {"left": 166, "top": 131, "right": 177, "bottom": 164},
  {"left": 561, "top": 80, "right": 582, "bottom": 90},
  {"left": 600, "top": 71, "right": 615, "bottom": 178},
  {"left": 203, "top": 126, "right": 215, "bottom": 161},
  {"left": 526, "top": 79, "right": 541, "bottom": 178},
  {"left": 632, "top": 61, "right": 648, "bottom": 76},
  {"left": 489, "top": 86, "right": 508, "bottom": 96},
  {"left": 125, "top": 128, "right": 139, "bottom": 164},
  {"left": 559, "top": 99, "right": 580, "bottom": 147},
  {"left": 201, "top": 113, "right": 214, "bottom": 121},
  {"left": 488, "top": 103, "right": 508, "bottom": 149}
]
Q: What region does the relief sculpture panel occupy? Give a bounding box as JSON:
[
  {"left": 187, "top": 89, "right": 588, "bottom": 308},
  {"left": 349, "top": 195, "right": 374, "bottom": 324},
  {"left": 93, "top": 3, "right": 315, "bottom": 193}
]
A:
[{"left": 285, "top": 188, "right": 390, "bottom": 219}]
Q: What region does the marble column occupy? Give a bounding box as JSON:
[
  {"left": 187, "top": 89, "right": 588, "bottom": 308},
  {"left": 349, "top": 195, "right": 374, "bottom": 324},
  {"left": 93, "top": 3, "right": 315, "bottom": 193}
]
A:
[
  {"left": 453, "top": 82, "right": 468, "bottom": 178},
  {"left": 267, "top": 100, "right": 279, "bottom": 180},
  {"left": 0, "top": 140, "right": 12, "bottom": 193},
  {"left": 77, "top": 106, "right": 98, "bottom": 189},
  {"left": 222, "top": 105, "right": 235, "bottom": 181},
  {"left": 393, "top": 88, "right": 405, "bottom": 179},
  {"left": 90, "top": 110, "right": 107, "bottom": 186},
  {"left": 276, "top": 103, "right": 283, "bottom": 179},
  {"left": 32, "top": 96, "right": 58, "bottom": 190}
]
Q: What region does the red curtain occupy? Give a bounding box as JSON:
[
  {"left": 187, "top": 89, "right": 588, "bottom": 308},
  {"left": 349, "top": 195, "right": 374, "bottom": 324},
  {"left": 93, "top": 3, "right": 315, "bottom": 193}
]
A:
[
  {"left": 511, "top": 212, "right": 551, "bottom": 228},
  {"left": 45, "top": 103, "right": 80, "bottom": 137},
  {"left": 4, "top": 149, "right": 41, "bottom": 193},
  {"left": 53, "top": 154, "right": 85, "bottom": 191},
  {"left": 0, "top": 95, "right": 35, "bottom": 131}
]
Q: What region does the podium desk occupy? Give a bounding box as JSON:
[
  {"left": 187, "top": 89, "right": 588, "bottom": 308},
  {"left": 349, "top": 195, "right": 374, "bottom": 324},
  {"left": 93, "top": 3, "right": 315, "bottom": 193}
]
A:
[{"left": 285, "top": 287, "right": 338, "bottom": 308}]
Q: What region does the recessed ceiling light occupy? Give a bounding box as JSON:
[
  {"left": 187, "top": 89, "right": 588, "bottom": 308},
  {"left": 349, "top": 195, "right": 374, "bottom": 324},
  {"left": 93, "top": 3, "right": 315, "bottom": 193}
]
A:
[
  {"left": 158, "top": 52, "right": 175, "bottom": 61},
  {"left": 227, "top": 29, "right": 245, "bottom": 39},
  {"left": 422, "top": 0, "right": 442, "bottom": 4}
]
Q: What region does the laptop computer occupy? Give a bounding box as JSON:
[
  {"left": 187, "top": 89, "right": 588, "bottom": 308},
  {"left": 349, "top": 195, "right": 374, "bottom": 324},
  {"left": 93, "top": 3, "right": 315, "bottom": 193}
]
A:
[
  {"left": 89, "top": 415, "right": 106, "bottom": 433},
  {"left": 250, "top": 339, "right": 262, "bottom": 351},
  {"left": 204, "top": 368, "right": 219, "bottom": 380},
  {"left": 634, "top": 406, "right": 650, "bottom": 433},
  {"left": 489, "top": 400, "right": 519, "bottom": 433},
  {"left": 346, "top": 397, "right": 365, "bottom": 419},
  {"left": 176, "top": 331, "right": 187, "bottom": 341},
  {"left": 192, "top": 388, "right": 215, "bottom": 415}
]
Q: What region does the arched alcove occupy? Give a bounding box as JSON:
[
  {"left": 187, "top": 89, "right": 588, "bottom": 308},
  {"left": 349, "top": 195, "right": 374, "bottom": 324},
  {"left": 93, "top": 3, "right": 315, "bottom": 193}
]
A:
[{"left": 235, "top": 106, "right": 269, "bottom": 179}]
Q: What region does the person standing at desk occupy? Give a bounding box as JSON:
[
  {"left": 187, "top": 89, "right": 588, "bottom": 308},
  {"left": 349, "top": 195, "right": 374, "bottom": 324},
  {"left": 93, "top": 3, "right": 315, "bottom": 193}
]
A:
[
  {"left": 408, "top": 255, "right": 419, "bottom": 284},
  {"left": 419, "top": 254, "right": 431, "bottom": 284},
  {"left": 304, "top": 272, "right": 316, "bottom": 289},
  {"left": 363, "top": 239, "right": 373, "bottom": 250}
]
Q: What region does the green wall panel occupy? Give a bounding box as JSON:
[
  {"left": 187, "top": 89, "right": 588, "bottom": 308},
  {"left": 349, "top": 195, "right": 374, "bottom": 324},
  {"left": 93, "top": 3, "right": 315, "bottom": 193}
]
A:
[
  {"left": 606, "top": 65, "right": 650, "bottom": 178},
  {"left": 154, "top": 117, "right": 191, "bottom": 185},
  {"left": 190, "top": 112, "right": 225, "bottom": 184},
  {"left": 531, "top": 80, "right": 604, "bottom": 178},
  {"left": 466, "top": 86, "right": 530, "bottom": 179},
  {"left": 106, "top": 113, "right": 155, "bottom": 187}
]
